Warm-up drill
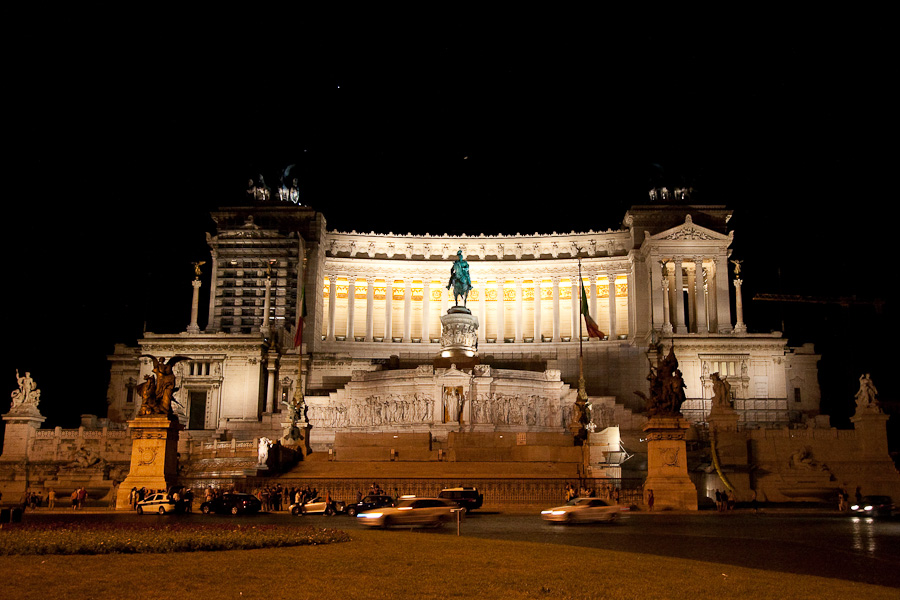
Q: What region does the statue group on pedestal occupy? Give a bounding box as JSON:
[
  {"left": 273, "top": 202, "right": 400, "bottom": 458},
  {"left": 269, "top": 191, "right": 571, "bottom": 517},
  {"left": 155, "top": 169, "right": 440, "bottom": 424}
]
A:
[
  {"left": 10, "top": 369, "right": 41, "bottom": 412},
  {"left": 854, "top": 373, "right": 881, "bottom": 414},
  {"left": 636, "top": 345, "right": 687, "bottom": 417},
  {"left": 137, "top": 355, "right": 189, "bottom": 418}
]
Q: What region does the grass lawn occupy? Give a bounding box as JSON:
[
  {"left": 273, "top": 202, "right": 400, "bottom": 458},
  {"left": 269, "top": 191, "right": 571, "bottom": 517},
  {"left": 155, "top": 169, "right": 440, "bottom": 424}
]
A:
[{"left": 0, "top": 527, "right": 894, "bottom": 600}]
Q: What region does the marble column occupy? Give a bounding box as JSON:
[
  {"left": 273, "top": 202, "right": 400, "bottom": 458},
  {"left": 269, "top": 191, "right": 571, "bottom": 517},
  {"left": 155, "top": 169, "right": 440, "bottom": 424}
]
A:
[
  {"left": 661, "top": 272, "right": 673, "bottom": 335},
  {"left": 673, "top": 257, "right": 687, "bottom": 334},
  {"left": 346, "top": 275, "right": 356, "bottom": 341},
  {"left": 694, "top": 257, "right": 709, "bottom": 334},
  {"left": 534, "top": 278, "right": 543, "bottom": 342},
  {"left": 327, "top": 275, "right": 337, "bottom": 342},
  {"left": 552, "top": 277, "right": 561, "bottom": 341},
  {"left": 607, "top": 272, "right": 617, "bottom": 340},
  {"left": 365, "top": 276, "right": 375, "bottom": 342},
  {"left": 188, "top": 278, "right": 203, "bottom": 334},
  {"left": 403, "top": 278, "right": 412, "bottom": 342},
  {"left": 708, "top": 261, "right": 720, "bottom": 333},
  {"left": 650, "top": 257, "right": 665, "bottom": 332},
  {"left": 514, "top": 278, "right": 523, "bottom": 342},
  {"left": 384, "top": 280, "right": 393, "bottom": 341},
  {"left": 265, "top": 359, "right": 276, "bottom": 413},
  {"left": 733, "top": 272, "right": 747, "bottom": 335},
  {"left": 260, "top": 277, "right": 272, "bottom": 336},
  {"left": 422, "top": 280, "right": 431, "bottom": 342},
  {"left": 496, "top": 281, "right": 505, "bottom": 342},
  {"left": 571, "top": 277, "right": 580, "bottom": 341},
  {"left": 478, "top": 281, "right": 487, "bottom": 343}
]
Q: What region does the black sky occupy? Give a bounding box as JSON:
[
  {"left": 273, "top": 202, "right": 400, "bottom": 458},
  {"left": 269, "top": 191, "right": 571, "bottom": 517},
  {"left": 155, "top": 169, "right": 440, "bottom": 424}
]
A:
[{"left": 5, "top": 21, "right": 894, "bottom": 437}]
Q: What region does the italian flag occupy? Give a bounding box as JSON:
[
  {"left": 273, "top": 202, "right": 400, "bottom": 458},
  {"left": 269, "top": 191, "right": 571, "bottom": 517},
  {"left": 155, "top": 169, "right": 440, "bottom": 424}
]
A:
[
  {"left": 581, "top": 280, "right": 605, "bottom": 339},
  {"left": 294, "top": 286, "right": 308, "bottom": 348}
]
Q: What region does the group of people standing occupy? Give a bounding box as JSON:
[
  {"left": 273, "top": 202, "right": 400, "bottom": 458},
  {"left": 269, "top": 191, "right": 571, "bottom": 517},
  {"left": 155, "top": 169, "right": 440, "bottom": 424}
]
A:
[{"left": 714, "top": 489, "right": 735, "bottom": 511}]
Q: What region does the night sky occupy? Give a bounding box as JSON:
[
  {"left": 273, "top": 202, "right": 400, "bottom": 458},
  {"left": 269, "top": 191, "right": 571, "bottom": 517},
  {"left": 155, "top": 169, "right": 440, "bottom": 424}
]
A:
[{"left": 5, "top": 23, "right": 894, "bottom": 449}]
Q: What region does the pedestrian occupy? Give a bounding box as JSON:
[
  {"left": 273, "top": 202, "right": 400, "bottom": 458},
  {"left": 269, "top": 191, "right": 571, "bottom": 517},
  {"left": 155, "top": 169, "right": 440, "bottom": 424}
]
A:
[
  {"left": 750, "top": 489, "right": 759, "bottom": 514},
  {"left": 715, "top": 489, "right": 723, "bottom": 512},
  {"left": 647, "top": 489, "right": 654, "bottom": 511},
  {"left": 77, "top": 486, "right": 87, "bottom": 509},
  {"left": 48, "top": 488, "right": 56, "bottom": 510},
  {"left": 837, "top": 490, "right": 845, "bottom": 512},
  {"left": 71, "top": 489, "right": 78, "bottom": 510}
]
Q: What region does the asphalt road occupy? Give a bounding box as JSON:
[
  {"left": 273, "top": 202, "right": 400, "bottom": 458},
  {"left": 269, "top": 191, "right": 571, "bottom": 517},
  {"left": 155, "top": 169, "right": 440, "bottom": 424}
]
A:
[{"left": 19, "top": 508, "right": 900, "bottom": 589}]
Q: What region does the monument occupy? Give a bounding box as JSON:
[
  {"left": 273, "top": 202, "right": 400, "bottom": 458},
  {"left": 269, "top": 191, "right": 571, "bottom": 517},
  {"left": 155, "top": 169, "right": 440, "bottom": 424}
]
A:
[
  {"left": 637, "top": 345, "right": 698, "bottom": 510},
  {"left": 115, "top": 355, "right": 185, "bottom": 509},
  {"left": 2, "top": 370, "right": 46, "bottom": 464},
  {"left": 435, "top": 250, "right": 480, "bottom": 369}
]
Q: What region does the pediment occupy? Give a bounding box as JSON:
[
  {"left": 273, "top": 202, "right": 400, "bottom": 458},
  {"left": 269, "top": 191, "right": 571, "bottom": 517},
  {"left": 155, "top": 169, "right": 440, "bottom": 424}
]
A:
[
  {"left": 439, "top": 365, "right": 471, "bottom": 379},
  {"left": 648, "top": 215, "right": 732, "bottom": 242}
]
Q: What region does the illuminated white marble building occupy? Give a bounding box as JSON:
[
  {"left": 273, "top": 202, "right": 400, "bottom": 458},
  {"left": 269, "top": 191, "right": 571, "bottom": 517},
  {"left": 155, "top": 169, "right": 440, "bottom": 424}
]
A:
[{"left": 105, "top": 199, "right": 821, "bottom": 443}]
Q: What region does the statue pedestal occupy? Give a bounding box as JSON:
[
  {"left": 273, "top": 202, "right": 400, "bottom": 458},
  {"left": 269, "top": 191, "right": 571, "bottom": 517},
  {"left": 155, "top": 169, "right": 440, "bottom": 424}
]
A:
[
  {"left": 642, "top": 416, "right": 698, "bottom": 510},
  {"left": 435, "top": 307, "right": 480, "bottom": 369},
  {"left": 116, "top": 416, "right": 181, "bottom": 509},
  {"left": 707, "top": 405, "right": 740, "bottom": 432},
  {"left": 1, "top": 409, "right": 46, "bottom": 462}
]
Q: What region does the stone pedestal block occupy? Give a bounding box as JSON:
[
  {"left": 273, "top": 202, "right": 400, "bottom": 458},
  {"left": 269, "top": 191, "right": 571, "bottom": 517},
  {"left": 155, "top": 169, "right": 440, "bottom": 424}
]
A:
[
  {"left": 643, "top": 416, "right": 698, "bottom": 510},
  {"left": 116, "top": 416, "right": 181, "bottom": 509},
  {"left": 707, "top": 405, "right": 740, "bottom": 432},
  {"left": 435, "top": 307, "right": 479, "bottom": 369}
]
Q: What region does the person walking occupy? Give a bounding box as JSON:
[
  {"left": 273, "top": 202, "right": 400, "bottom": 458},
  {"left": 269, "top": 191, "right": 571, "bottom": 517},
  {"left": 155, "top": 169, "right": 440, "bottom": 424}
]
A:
[
  {"left": 646, "top": 489, "right": 654, "bottom": 511},
  {"left": 48, "top": 488, "right": 56, "bottom": 510}
]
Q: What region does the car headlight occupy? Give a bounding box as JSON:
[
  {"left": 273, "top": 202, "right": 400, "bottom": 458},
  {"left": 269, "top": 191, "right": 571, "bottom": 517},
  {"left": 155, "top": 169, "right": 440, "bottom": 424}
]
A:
[
  {"left": 358, "top": 512, "right": 382, "bottom": 519},
  {"left": 864, "top": 505, "right": 873, "bottom": 511},
  {"left": 850, "top": 504, "right": 860, "bottom": 510}
]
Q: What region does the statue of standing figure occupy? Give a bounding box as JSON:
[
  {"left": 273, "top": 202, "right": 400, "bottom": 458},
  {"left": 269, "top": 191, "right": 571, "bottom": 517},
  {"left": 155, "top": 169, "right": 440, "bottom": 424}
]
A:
[
  {"left": 711, "top": 372, "right": 732, "bottom": 409},
  {"left": 447, "top": 250, "right": 473, "bottom": 307},
  {"left": 257, "top": 437, "right": 273, "bottom": 466}
]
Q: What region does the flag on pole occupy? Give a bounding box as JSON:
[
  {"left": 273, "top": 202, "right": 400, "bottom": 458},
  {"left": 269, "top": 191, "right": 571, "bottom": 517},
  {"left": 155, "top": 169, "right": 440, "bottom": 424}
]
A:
[
  {"left": 294, "top": 286, "right": 308, "bottom": 347},
  {"left": 580, "top": 280, "right": 604, "bottom": 339}
]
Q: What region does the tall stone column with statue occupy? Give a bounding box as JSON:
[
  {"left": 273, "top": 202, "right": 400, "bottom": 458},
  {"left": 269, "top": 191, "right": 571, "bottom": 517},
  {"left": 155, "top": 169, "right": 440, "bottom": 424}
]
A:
[
  {"left": 435, "top": 250, "right": 480, "bottom": 369},
  {"left": 636, "top": 344, "right": 698, "bottom": 510},
  {"left": 115, "top": 355, "right": 187, "bottom": 509}
]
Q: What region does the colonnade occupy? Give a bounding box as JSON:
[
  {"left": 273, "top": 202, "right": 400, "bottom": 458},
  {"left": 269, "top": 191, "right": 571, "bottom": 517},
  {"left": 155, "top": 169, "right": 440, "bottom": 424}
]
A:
[
  {"left": 322, "top": 272, "right": 630, "bottom": 344},
  {"left": 651, "top": 255, "right": 733, "bottom": 334}
]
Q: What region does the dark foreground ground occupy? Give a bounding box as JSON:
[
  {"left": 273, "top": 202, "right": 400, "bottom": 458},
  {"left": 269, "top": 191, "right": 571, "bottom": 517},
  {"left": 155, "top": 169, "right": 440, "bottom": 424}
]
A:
[{"left": 10, "top": 504, "right": 900, "bottom": 588}]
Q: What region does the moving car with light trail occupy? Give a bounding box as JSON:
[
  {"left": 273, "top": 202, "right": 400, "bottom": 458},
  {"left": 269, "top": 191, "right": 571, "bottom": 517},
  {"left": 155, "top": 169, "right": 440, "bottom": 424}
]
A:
[
  {"left": 850, "top": 495, "right": 894, "bottom": 518},
  {"left": 357, "top": 497, "right": 464, "bottom": 527},
  {"left": 541, "top": 497, "right": 622, "bottom": 523}
]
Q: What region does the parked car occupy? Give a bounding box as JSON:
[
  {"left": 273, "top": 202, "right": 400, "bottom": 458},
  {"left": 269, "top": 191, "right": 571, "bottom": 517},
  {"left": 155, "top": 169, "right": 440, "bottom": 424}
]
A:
[
  {"left": 541, "top": 497, "right": 622, "bottom": 523},
  {"left": 200, "top": 493, "right": 262, "bottom": 515},
  {"left": 357, "top": 497, "right": 464, "bottom": 528},
  {"left": 136, "top": 493, "right": 177, "bottom": 515},
  {"left": 345, "top": 494, "right": 394, "bottom": 517},
  {"left": 290, "top": 496, "right": 346, "bottom": 516},
  {"left": 850, "top": 495, "right": 895, "bottom": 518},
  {"left": 438, "top": 487, "right": 484, "bottom": 511}
]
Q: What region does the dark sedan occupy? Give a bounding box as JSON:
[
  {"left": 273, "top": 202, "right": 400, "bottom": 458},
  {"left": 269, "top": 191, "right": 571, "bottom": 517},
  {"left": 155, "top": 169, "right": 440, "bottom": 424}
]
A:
[
  {"left": 200, "top": 493, "right": 262, "bottom": 515},
  {"left": 345, "top": 494, "right": 394, "bottom": 517}
]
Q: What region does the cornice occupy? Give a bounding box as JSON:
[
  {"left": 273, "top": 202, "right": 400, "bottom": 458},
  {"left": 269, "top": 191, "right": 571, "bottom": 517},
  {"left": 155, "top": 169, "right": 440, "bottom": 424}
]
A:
[{"left": 324, "top": 229, "right": 632, "bottom": 261}]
